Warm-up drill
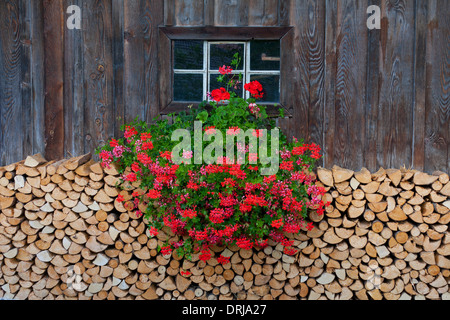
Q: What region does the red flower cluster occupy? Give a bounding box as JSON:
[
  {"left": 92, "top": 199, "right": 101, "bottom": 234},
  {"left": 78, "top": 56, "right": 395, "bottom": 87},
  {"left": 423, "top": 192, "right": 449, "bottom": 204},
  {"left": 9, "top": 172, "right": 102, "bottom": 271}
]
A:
[
  {"left": 199, "top": 248, "right": 212, "bottom": 262},
  {"left": 124, "top": 126, "right": 138, "bottom": 139},
  {"left": 244, "top": 80, "right": 264, "bottom": 99},
  {"left": 219, "top": 65, "right": 233, "bottom": 75},
  {"left": 99, "top": 104, "right": 326, "bottom": 262},
  {"left": 210, "top": 87, "right": 230, "bottom": 102},
  {"left": 217, "top": 255, "right": 230, "bottom": 265}
]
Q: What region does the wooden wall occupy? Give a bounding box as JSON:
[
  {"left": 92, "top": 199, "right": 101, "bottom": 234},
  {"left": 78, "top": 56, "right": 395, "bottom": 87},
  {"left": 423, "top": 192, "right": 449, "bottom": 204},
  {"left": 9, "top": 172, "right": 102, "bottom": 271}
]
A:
[{"left": 0, "top": 0, "right": 449, "bottom": 173}]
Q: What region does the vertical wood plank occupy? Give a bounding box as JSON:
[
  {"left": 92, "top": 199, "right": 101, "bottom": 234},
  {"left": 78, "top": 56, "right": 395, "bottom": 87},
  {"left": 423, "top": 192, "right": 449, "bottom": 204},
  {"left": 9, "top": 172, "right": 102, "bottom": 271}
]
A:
[
  {"left": 164, "top": 0, "right": 175, "bottom": 26},
  {"left": 0, "top": 0, "right": 24, "bottom": 165},
  {"left": 424, "top": 0, "right": 450, "bottom": 173},
  {"left": 124, "top": 0, "right": 164, "bottom": 125},
  {"left": 64, "top": 0, "right": 85, "bottom": 158},
  {"left": 214, "top": 0, "right": 248, "bottom": 26},
  {"left": 248, "top": 0, "right": 265, "bottom": 26},
  {"left": 112, "top": 0, "right": 124, "bottom": 137},
  {"left": 289, "top": 0, "right": 326, "bottom": 166},
  {"left": 159, "top": 29, "right": 172, "bottom": 113},
  {"left": 326, "top": 0, "right": 368, "bottom": 170},
  {"left": 124, "top": 0, "right": 145, "bottom": 123},
  {"left": 204, "top": 0, "right": 215, "bottom": 26},
  {"left": 175, "top": 0, "right": 204, "bottom": 26},
  {"left": 323, "top": 0, "right": 338, "bottom": 168},
  {"left": 364, "top": 0, "right": 381, "bottom": 172},
  {"left": 412, "top": 0, "right": 428, "bottom": 171},
  {"left": 262, "top": 0, "right": 279, "bottom": 26},
  {"left": 43, "top": 0, "right": 65, "bottom": 161},
  {"left": 20, "top": 0, "right": 33, "bottom": 158},
  {"left": 377, "top": 0, "right": 415, "bottom": 169},
  {"left": 30, "top": 0, "right": 45, "bottom": 157},
  {"left": 278, "top": 0, "right": 290, "bottom": 26},
  {"left": 82, "top": 0, "right": 114, "bottom": 158},
  {"left": 143, "top": 0, "right": 164, "bottom": 122}
]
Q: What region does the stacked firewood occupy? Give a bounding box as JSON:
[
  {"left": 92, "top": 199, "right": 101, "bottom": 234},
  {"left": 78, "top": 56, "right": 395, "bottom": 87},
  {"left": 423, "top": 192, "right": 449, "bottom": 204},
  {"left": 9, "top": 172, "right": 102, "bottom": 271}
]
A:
[{"left": 0, "top": 155, "right": 448, "bottom": 300}]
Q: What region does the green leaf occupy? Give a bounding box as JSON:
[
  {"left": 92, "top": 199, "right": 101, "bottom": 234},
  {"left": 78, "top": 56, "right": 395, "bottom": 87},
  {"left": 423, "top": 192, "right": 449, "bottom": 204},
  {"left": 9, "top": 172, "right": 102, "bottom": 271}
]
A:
[{"left": 196, "top": 111, "right": 209, "bottom": 123}]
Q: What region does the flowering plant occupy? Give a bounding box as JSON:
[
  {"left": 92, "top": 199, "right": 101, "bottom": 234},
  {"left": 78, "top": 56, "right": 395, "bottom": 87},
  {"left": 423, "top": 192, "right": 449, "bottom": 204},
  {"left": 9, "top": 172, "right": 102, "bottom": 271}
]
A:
[{"left": 97, "top": 53, "right": 328, "bottom": 262}]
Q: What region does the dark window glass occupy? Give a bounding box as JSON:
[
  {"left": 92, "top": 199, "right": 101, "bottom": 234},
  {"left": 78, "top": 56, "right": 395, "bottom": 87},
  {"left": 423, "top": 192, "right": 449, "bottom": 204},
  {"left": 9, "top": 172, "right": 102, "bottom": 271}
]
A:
[
  {"left": 210, "top": 43, "right": 244, "bottom": 70},
  {"left": 250, "top": 40, "right": 280, "bottom": 71},
  {"left": 249, "top": 74, "right": 280, "bottom": 103},
  {"left": 173, "top": 74, "right": 203, "bottom": 101},
  {"left": 174, "top": 40, "right": 204, "bottom": 70}
]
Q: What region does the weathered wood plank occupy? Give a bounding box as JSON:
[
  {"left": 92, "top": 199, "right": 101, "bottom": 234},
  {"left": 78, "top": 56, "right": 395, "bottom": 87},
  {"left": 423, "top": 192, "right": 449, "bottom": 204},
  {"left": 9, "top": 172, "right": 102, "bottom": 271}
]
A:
[
  {"left": 124, "top": 0, "right": 146, "bottom": 123},
  {"left": 364, "top": 0, "right": 381, "bottom": 172},
  {"left": 30, "top": 0, "right": 45, "bottom": 157},
  {"left": 424, "top": 0, "right": 450, "bottom": 173},
  {"left": 112, "top": 0, "right": 124, "bottom": 137},
  {"left": 64, "top": 0, "right": 85, "bottom": 158},
  {"left": 164, "top": 0, "right": 175, "bottom": 26},
  {"left": 20, "top": 0, "right": 33, "bottom": 158},
  {"left": 377, "top": 0, "right": 415, "bottom": 169},
  {"left": 204, "top": 0, "right": 215, "bottom": 26},
  {"left": 143, "top": 0, "right": 164, "bottom": 122},
  {"left": 82, "top": 0, "right": 114, "bottom": 158},
  {"left": 175, "top": 0, "right": 204, "bottom": 26},
  {"left": 214, "top": 0, "right": 249, "bottom": 26},
  {"left": 412, "top": 0, "right": 428, "bottom": 171},
  {"left": 43, "top": 0, "right": 65, "bottom": 161},
  {"left": 323, "top": 0, "right": 338, "bottom": 168},
  {"left": 278, "top": 0, "right": 290, "bottom": 26},
  {"left": 0, "top": 0, "right": 24, "bottom": 165},
  {"left": 330, "top": 0, "right": 367, "bottom": 169}
]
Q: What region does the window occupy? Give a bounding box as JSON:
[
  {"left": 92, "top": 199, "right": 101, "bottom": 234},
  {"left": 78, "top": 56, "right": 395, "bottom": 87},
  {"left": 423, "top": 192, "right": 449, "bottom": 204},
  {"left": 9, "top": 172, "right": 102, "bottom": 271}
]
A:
[
  {"left": 173, "top": 40, "right": 281, "bottom": 103},
  {"left": 158, "top": 26, "right": 293, "bottom": 116}
]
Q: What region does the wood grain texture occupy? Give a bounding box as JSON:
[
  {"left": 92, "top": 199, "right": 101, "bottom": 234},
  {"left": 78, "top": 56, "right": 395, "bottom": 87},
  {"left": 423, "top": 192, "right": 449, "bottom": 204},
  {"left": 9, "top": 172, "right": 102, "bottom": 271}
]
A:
[
  {"left": 364, "top": 0, "right": 381, "bottom": 172},
  {"left": 43, "top": 0, "right": 65, "bottom": 161},
  {"left": 175, "top": 0, "right": 204, "bottom": 26},
  {"left": 82, "top": 0, "right": 114, "bottom": 159},
  {"left": 64, "top": 0, "right": 84, "bottom": 158},
  {"left": 123, "top": 0, "right": 145, "bottom": 124},
  {"left": 143, "top": 0, "right": 164, "bottom": 122},
  {"left": 337, "top": 0, "right": 367, "bottom": 170},
  {"left": 377, "top": 0, "right": 415, "bottom": 169},
  {"left": 214, "top": 0, "right": 249, "bottom": 26},
  {"left": 289, "top": 0, "right": 326, "bottom": 159},
  {"left": 424, "top": 0, "right": 450, "bottom": 173},
  {"left": 112, "top": 0, "right": 124, "bottom": 137},
  {"left": 20, "top": 0, "right": 33, "bottom": 158},
  {"left": 0, "top": 0, "right": 24, "bottom": 165},
  {"left": 30, "top": 0, "right": 45, "bottom": 157}
]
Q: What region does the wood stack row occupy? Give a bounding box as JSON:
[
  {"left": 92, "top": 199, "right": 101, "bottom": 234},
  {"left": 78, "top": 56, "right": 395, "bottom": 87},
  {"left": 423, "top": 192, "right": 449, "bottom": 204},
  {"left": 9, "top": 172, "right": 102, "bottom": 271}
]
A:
[{"left": 0, "top": 156, "right": 449, "bottom": 300}]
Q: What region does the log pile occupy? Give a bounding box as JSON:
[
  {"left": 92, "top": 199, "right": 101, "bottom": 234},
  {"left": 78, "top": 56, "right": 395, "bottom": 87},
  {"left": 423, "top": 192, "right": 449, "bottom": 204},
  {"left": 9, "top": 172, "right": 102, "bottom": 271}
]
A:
[{"left": 0, "top": 155, "right": 448, "bottom": 300}]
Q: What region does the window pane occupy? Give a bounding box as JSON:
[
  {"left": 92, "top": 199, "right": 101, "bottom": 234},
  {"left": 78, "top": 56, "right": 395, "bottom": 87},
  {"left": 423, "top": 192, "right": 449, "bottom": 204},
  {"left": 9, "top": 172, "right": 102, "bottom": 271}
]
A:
[
  {"left": 249, "top": 74, "right": 280, "bottom": 103},
  {"left": 209, "top": 74, "right": 243, "bottom": 99},
  {"left": 210, "top": 43, "right": 244, "bottom": 70},
  {"left": 250, "top": 40, "right": 280, "bottom": 71},
  {"left": 174, "top": 40, "right": 204, "bottom": 70},
  {"left": 173, "top": 74, "right": 203, "bottom": 101}
]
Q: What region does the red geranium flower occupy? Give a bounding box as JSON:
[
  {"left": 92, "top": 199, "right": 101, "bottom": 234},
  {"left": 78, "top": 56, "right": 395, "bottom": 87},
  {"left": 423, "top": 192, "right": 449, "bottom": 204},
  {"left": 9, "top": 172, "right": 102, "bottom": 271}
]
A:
[
  {"left": 244, "top": 80, "right": 264, "bottom": 99},
  {"left": 219, "top": 65, "right": 233, "bottom": 75},
  {"left": 217, "top": 255, "right": 230, "bottom": 265},
  {"left": 109, "top": 139, "right": 119, "bottom": 148},
  {"left": 210, "top": 87, "right": 230, "bottom": 102}
]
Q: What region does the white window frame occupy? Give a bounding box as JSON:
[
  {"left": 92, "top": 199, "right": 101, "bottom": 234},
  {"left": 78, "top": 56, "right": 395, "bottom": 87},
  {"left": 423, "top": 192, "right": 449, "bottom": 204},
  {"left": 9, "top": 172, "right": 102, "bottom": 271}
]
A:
[{"left": 173, "top": 40, "right": 280, "bottom": 102}]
